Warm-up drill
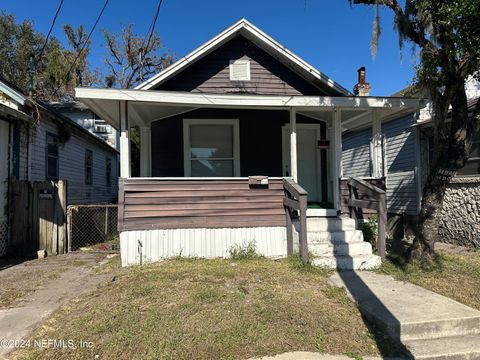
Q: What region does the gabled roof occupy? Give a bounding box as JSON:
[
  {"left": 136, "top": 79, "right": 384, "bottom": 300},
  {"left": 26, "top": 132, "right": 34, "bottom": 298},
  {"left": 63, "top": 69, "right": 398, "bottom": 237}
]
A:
[
  {"left": 0, "top": 78, "right": 117, "bottom": 153},
  {"left": 0, "top": 76, "right": 26, "bottom": 106},
  {"left": 136, "top": 18, "right": 351, "bottom": 96}
]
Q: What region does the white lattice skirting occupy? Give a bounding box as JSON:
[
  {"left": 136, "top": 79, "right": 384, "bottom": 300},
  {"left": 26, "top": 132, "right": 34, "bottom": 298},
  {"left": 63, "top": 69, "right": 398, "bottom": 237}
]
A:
[{"left": 0, "top": 220, "right": 8, "bottom": 256}]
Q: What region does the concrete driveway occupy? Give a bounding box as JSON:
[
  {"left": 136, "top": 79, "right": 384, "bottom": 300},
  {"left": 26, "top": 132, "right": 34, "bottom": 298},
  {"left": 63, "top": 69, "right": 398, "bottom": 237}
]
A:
[{"left": 0, "top": 252, "right": 116, "bottom": 359}]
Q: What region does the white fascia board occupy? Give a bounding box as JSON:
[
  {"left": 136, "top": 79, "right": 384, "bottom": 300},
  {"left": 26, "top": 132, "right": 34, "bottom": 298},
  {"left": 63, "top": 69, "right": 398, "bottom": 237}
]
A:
[
  {"left": 238, "top": 20, "right": 351, "bottom": 95},
  {"left": 135, "top": 18, "right": 350, "bottom": 95},
  {"left": 135, "top": 19, "right": 246, "bottom": 90},
  {"left": 75, "top": 88, "right": 422, "bottom": 110},
  {"left": 0, "top": 81, "right": 26, "bottom": 106}
]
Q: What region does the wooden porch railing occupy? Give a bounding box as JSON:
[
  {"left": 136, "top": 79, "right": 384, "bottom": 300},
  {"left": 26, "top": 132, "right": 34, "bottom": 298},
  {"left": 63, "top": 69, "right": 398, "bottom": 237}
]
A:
[
  {"left": 283, "top": 178, "right": 308, "bottom": 262},
  {"left": 347, "top": 177, "right": 387, "bottom": 260}
]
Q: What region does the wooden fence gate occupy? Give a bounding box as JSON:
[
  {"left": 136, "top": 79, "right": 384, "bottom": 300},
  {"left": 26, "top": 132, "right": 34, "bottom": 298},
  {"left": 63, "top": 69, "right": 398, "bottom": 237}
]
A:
[{"left": 9, "top": 179, "right": 67, "bottom": 257}]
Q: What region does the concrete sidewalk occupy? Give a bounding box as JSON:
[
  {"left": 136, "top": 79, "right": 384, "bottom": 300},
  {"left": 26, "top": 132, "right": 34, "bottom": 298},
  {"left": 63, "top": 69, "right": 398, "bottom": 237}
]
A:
[
  {"left": 329, "top": 271, "right": 480, "bottom": 359},
  {"left": 251, "top": 352, "right": 399, "bottom": 360},
  {"left": 0, "top": 253, "right": 115, "bottom": 360}
]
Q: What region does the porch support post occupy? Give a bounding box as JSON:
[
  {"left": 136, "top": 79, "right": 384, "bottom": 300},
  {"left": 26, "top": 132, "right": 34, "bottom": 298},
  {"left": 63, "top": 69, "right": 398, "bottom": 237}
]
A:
[
  {"left": 289, "top": 107, "right": 298, "bottom": 182},
  {"left": 332, "top": 108, "right": 342, "bottom": 210},
  {"left": 140, "top": 126, "right": 151, "bottom": 177},
  {"left": 119, "top": 100, "right": 131, "bottom": 178},
  {"left": 371, "top": 109, "right": 383, "bottom": 177}
]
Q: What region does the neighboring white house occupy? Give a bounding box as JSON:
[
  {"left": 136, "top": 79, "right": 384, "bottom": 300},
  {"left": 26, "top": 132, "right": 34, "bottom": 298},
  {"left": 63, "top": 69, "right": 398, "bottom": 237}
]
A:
[
  {"left": 0, "top": 77, "right": 119, "bottom": 256},
  {"left": 49, "top": 101, "right": 119, "bottom": 150}
]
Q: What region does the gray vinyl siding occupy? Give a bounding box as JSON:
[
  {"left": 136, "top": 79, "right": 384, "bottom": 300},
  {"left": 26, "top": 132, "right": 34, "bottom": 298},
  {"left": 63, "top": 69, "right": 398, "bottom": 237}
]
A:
[
  {"left": 382, "top": 115, "right": 419, "bottom": 215},
  {"left": 29, "top": 117, "right": 118, "bottom": 205},
  {"left": 341, "top": 114, "right": 420, "bottom": 215},
  {"left": 342, "top": 128, "right": 372, "bottom": 177}
]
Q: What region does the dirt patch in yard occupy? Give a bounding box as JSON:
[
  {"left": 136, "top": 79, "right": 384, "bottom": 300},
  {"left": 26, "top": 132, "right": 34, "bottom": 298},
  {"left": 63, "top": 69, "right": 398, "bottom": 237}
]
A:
[
  {"left": 0, "top": 253, "right": 107, "bottom": 309},
  {"left": 12, "top": 257, "right": 404, "bottom": 360}
]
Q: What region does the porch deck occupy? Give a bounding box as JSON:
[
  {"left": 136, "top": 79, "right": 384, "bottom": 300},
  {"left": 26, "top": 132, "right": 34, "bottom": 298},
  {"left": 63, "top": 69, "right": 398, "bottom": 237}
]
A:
[
  {"left": 117, "top": 176, "right": 386, "bottom": 266},
  {"left": 118, "top": 177, "right": 286, "bottom": 231}
]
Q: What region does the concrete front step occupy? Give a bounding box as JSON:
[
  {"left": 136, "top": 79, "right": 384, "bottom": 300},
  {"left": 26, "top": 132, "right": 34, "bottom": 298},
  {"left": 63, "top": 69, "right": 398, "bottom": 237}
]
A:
[
  {"left": 312, "top": 254, "right": 382, "bottom": 270},
  {"left": 329, "top": 271, "right": 480, "bottom": 343},
  {"left": 306, "top": 217, "right": 357, "bottom": 232},
  {"left": 405, "top": 334, "right": 480, "bottom": 359},
  {"left": 307, "top": 230, "right": 365, "bottom": 244},
  {"left": 400, "top": 316, "right": 480, "bottom": 342},
  {"left": 309, "top": 241, "right": 373, "bottom": 257}
]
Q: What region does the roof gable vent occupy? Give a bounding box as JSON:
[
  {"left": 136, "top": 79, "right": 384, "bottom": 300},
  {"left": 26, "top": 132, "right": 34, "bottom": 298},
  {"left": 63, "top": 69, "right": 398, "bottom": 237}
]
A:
[{"left": 229, "top": 60, "right": 250, "bottom": 81}]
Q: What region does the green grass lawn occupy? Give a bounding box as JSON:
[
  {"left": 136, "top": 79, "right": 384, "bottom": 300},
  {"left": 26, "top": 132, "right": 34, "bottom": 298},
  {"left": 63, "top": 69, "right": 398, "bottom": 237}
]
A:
[
  {"left": 13, "top": 257, "right": 400, "bottom": 360},
  {"left": 378, "top": 246, "right": 480, "bottom": 310}
]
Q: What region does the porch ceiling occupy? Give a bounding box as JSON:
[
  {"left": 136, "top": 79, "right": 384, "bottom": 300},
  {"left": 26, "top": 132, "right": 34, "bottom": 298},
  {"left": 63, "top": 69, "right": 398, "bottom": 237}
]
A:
[{"left": 75, "top": 87, "right": 424, "bottom": 130}]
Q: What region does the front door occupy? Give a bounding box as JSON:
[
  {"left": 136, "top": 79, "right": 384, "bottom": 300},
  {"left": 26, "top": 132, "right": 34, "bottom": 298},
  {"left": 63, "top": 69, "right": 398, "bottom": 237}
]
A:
[{"left": 282, "top": 124, "right": 321, "bottom": 202}]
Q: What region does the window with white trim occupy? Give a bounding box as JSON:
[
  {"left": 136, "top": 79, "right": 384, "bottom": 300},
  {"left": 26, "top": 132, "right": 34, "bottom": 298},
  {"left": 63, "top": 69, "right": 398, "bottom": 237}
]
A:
[
  {"left": 183, "top": 119, "right": 240, "bottom": 177},
  {"left": 229, "top": 60, "right": 250, "bottom": 81}
]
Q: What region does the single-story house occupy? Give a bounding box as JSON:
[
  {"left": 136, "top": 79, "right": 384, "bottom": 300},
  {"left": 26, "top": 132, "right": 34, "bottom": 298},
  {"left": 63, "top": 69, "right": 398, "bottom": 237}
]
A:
[
  {"left": 0, "top": 77, "right": 119, "bottom": 256},
  {"left": 76, "top": 18, "right": 424, "bottom": 267}
]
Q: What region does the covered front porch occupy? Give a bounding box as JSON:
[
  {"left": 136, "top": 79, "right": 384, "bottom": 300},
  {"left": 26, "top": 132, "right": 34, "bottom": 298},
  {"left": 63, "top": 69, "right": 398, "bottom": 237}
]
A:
[{"left": 76, "top": 88, "right": 421, "bottom": 265}]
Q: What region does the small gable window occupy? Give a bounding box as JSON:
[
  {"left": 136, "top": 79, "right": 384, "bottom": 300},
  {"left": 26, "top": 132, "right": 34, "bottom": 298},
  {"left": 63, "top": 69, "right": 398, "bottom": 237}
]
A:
[{"left": 229, "top": 60, "right": 250, "bottom": 81}]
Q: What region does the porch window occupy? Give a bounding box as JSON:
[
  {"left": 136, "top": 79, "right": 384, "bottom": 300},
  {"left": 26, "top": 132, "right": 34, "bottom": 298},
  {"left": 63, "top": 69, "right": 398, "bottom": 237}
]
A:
[{"left": 183, "top": 119, "right": 240, "bottom": 177}]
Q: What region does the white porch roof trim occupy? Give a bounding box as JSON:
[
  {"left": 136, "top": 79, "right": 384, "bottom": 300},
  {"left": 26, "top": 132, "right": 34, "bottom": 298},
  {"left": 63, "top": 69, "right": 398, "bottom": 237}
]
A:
[
  {"left": 76, "top": 87, "right": 422, "bottom": 129},
  {"left": 0, "top": 79, "right": 26, "bottom": 106},
  {"left": 134, "top": 18, "right": 351, "bottom": 96}
]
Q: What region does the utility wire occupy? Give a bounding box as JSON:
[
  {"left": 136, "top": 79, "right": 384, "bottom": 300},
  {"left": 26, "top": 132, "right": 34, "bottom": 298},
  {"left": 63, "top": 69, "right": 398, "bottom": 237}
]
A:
[
  {"left": 144, "top": 0, "right": 163, "bottom": 53},
  {"left": 38, "top": 0, "right": 65, "bottom": 61},
  {"left": 139, "top": 0, "right": 163, "bottom": 81},
  {"left": 62, "top": 0, "right": 109, "bottom": 86}
]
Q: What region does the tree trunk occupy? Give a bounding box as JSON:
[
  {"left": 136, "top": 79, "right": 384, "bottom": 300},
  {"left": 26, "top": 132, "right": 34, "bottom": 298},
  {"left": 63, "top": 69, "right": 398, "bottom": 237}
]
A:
[
  {"left": 411, "top": 85, "right": 479, "bottom": 261},
  {"left": 410, "top": 173, "right": 449, "bottom": 261}
]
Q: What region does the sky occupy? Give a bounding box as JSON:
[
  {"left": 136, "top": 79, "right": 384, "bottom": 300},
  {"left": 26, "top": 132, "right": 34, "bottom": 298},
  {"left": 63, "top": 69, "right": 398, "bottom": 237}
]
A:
[{"left": 2, "top": 0, "right": 418, "bottom": 95}]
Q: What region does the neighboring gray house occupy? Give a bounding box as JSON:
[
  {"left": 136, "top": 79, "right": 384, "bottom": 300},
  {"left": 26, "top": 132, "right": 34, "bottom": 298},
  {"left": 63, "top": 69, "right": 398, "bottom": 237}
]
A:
[
  {"left": 342, "top": 76, "right": 480, "bottom": 247},
  {"left": 49, "top": 101, "right": 119, "bottom": 150},
  {"left": 0, "top": 78, "right": 119, "bottom": 256}
]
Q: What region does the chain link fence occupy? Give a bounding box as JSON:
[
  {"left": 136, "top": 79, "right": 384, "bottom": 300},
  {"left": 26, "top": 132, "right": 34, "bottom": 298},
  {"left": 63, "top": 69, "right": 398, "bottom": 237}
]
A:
[{"left": 67, "top": 204, "right": 118, "bottom": 251}]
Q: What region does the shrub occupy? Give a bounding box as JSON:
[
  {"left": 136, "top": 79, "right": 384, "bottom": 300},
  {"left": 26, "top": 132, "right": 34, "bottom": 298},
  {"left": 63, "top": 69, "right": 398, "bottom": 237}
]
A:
[
  {"left": 228, "top": 241, "right": 261, "bottom": 260},
  {"left": 361, "top": 215, "right": 378, "bottom": 252}
]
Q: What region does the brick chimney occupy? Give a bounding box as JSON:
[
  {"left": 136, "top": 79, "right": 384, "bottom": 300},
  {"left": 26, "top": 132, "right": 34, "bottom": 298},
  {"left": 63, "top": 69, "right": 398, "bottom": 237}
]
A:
[{"left": 353, "top": 66, "right": 371, "bottom": 96}]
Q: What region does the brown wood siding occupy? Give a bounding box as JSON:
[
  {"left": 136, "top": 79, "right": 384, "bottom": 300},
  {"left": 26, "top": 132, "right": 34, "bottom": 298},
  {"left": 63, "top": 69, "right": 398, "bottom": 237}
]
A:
[
  {"left": 156, "top": 35, "right": 325, "bottom": 96},
  {"left": 151, "top": 108, "right": 326, "bottom": 180},
  {"left": 118, "top": 178, "right": 286, "bottom": 231},
  {"left": 340, "top": 178, "right": 386, "bottom": 217}
]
